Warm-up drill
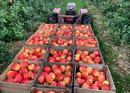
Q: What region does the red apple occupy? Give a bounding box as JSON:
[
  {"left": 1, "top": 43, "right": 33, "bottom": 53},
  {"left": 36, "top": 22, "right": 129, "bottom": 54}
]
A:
[
  {"left": 91, "top": 84, "right": 99, "bottom": 90},
  {"left": 14, "top": 74, "right": 23, "bottom": 83},
  {"left": 48, "top": 91, "right": 56, "bottom": 93},
  {"left": 21, "top": 79, "right": 30, "bottom": 84},
  {"left": 94, "top": 57, "right": 101, "bottom": 63},
  {"left": 28, "top": 64, "right": 35, "bottom": 71},
  {"left": 86, "top": 67, "right": 94, "bottom": 74},
  {"left": 43, "top": 66, "right": 51, "bottom": 73},
  {"left": 20, "top": 61, "right": 28, "bottom": 68},
  {"left": 23, "top": 72, "right": 30, "bottom": 79},
  {"left": 50, "top": 81, "right": 57, "bottom": 86},
  {"left": 58, "top": 81, "right": 66, "bottom": 87},
  {"left": 81, "top": 83, "right": 90, "bottom": 89},
  {"left": 102, "top": 85, "right": 110, "bottom": 91},
  {"left": 35, "top": 90, "right": 43, "bottom": 93},
  {"left": 93, "top": 51, "right": 100, "bottom": 56},
  {"left": 93, "top": 70, "right": 100, "bottom": 77},
  {"left": 60, "top": 65, "right": 66, "bottom": 73},
  {"left": 12, "top": 63, "right": 20, "bottom": 71},
  {"left": 6, "top": 71, "right": 18, "bottom": 79},
  {"left": 77, "top": 78, "right": 85, "bottom": 86},
  {"left": 34, "top": 65, "right": 40, "bottom": 72},
  {"left": 76, "top": 72, "right": 82, "bottom": 78},
  {"left": 63, "top": 77, "right": 71, "bottom": 85},
  {"left": 19, "top": 68, "right": 28, "bottom": 74},
  {"left": 66, "top": 65, "right": 72, "bottom": 72},
  {"left": 79, "top": 66, "right": 86, "bottom": 73},
  {"left": 38, "top": 75, "right": 45, "bottom": 84}
]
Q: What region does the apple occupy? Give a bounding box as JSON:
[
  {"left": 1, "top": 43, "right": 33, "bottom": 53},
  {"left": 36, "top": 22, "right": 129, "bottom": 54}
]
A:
[
  {"left": 93, "top": 70, "right": 100, "bottom": 77},
  {"left": 82, "top": 72, "right": 89, "bottom": 79},
  {"left": 79, "top": 66, "right": 86, "bottom": 73},
  {"left": 91, "top": 84, "right": 99, "bottom": 90},
  {"left": 98, "top": 73, "right": 105, "bottom": 82},
  {"left": 14, "top": 74, "right": 23, "bottom": 83},
  {"left": 60, "top": 65, "right": 66, "bottom": 73},
  {"left": 76, "top": 72, "right": 82, "bottom": 78},
  {"left": 11, "top": 63, "right": 20, "bottom": 71},
  {"left": 33, "top": 65, "right": 40, "bottom": 72},
  {"left": 103, "top": 80, "right": 110, "bottom": 85},
  {"left": 93, "top": 50, "right": 100, "bottom": 56},
  {"left": 35, "top": 90, "right": 43, "bottom": 93},
  {"left": 48, "top": 49, "right": 72, "bottom": 63},
  {"left": 86, "top": 67, "right": 94, "bottom": 74},
  {"left": 38, "top": 75, "right": 45, "bottom": 84},
  {"left": 63, "top": 77, "right": 71, "bottom": 85},
  {"left": 23, "top": 72, "right": 31, "bottom": 79},
  {"left": 65, "top": 65, "right": 72, "bottom": 72},
  {"left": 58, "top": 81, "right": 66, "bottom": 87},
  {"left": 28, "top": 64, "right": 35, "bottom": 71},
  {"left": 82, "top": 83, "right": 90, "bottom": 89},
  {"left": 56, "top": 74, "right": 64, "bottom": 81},
  {"left": 45, "top": 73, "right": 55, "bottom": 84},
  {"left": 50, "top": 81, "right": 57, "bottom": 86},
  {"left": 102, "top": 85, "right": 110, "bottom": 91},
  {"left": 48, "top": 91, "right": 56, "bottom": 93},
  {"left": 77, "top": 78, "right": 85, "bottom": 86},
  {"left": 21, "top": 79, "right": 30, "bottom": 84},
  {"left": 5, "top": 78, "right": 14, "bottom": 83},
  {"left": 20, "top": 61, "right": 28, "bottom": 68},
  {"left": 7, "top": 71, "right": 18, "bottom": 79},
  {"left": 43, "top": 66, "right": 51, "bottom": 73}
]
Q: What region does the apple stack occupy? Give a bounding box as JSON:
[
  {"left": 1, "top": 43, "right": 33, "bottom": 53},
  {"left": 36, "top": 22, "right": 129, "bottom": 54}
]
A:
[
  {"left": 0, "top": 24, "right": 58, "bottom": 93},
  {"left": 0, "top": 60, "right": 41, "bottom": 93},
  {"left": 73, "top": 25, "right": 116, "bottom": 93},
  {"left": 26, "top": 24, "right": 58, "bottom": 46},
  {"left": 0, "top": 23, "right": 116, "bottom": 93},
  {"left": 34, "top": 63, "right": 73, "bottom": 93}
]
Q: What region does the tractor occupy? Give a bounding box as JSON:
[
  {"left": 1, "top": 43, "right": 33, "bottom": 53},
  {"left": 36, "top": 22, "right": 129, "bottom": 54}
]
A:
[{"left": 47, "top": 2, "right": 93, "bottom": 26}]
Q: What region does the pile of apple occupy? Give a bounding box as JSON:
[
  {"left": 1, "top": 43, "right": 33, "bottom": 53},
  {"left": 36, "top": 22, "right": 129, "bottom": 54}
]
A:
[
  {"left": 59, "top": 25, "right": 72, "bottom": 31},
  {"left": 48, "top": 49, "right": 72, "bottom": 63},
  {"left": 38, "top": 24, "right": 58, "bottom": 30},
  {"left": 75, "top": 30, "right": 93, "bottom": 37},
  {"left": 17, "top": 47, "right": 46, "bottom": 61},
  {"left": 76, "top": 66, "right": 111, "bottom": 91},
  {"left": 35, "top": 90, "right": 65, "bottom": 93},
  {"left": 5, "top": 61, "right": 40, "bottom": 84},
  {"left": 55, "top": 25, "right": 72, "bottom": 36},
  {"left": 37, "top": 64, "right": 72, "bottom": 87},
  {"left": 56, "top": 30, "right": 72, "bottom": 36},
  {"left": 75, "top": 50, "right": 101, "bottom": 64},
  {"left": 75, "top": 37, "right": 97, "bottom": 47},
  {"left": 75, "top": 25, "right": 91, "bottom": 31},
  {"left": 27, "top": 34, "right": 50, "bottom": 45},
  {"left": 52, "top": 37, "right": 72, "bottom": 47},
  {"left": 37, "top": 30, "right": 55, "bottom": 37}
]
